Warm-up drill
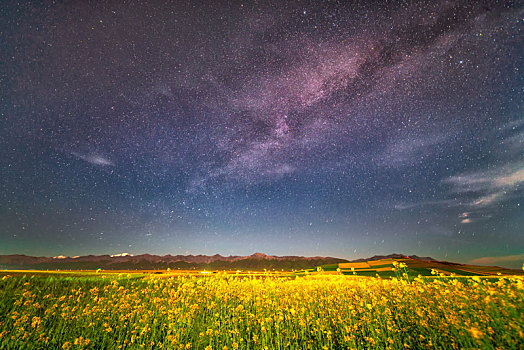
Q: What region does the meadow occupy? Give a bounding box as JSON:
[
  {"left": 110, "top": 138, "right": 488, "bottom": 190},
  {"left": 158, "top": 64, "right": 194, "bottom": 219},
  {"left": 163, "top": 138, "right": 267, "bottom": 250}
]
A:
[{"left": 0, "top": 269, "right": 523, "bottom": 349}]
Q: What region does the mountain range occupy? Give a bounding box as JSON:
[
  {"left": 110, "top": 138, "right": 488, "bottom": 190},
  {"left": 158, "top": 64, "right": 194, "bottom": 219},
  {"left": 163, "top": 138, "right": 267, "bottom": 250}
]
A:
[
  {"left": 0, "top": 252, "right": 349, "bottom": 270},
  {"left": 1, "top": 253, "right": 518, "bottom": 273}
]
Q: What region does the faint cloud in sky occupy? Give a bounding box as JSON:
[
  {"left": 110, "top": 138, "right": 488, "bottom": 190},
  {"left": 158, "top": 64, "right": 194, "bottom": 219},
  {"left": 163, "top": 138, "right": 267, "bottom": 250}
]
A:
[
  {"left": 393, "top": 199, "right": 459, "bottom": 210},
  {"left": 378, "top": 133, "right": 450, "bottom": 168},
  {"left": 469, "top": 254, "right": 524, "bottom": 269},
  {"left": 444, "top": 162, "right": 524, "bottom": 207},
  {"left": 72, "top": 152, "right": 115, "bottom": 166}
]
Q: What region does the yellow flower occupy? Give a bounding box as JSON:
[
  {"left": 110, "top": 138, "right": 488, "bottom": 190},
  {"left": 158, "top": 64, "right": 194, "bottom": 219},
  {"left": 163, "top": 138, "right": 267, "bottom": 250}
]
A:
[
  {"left": 31, "top": 316, "right": 41, "bottom": 328},
  {"left": 469, "top": 327, "right": 483, "bottom": 339}
]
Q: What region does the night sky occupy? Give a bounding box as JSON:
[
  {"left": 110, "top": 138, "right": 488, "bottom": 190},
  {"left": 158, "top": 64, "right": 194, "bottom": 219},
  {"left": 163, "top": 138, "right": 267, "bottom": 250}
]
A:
[{"left": 1, "top": 1, "right": 523, "bottom": 268}]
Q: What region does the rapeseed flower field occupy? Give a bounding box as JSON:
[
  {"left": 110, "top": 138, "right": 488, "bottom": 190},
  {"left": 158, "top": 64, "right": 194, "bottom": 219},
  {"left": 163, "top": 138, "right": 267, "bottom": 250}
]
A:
[{"left": 0, "top": 272, "right": 522, "bottom": 349}]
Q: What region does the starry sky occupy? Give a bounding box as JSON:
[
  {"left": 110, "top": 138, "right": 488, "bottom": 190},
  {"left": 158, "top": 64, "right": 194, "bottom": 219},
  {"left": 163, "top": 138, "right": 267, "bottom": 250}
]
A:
[{"left": 1, "top": 0, "right": 523, "bottom": 268}]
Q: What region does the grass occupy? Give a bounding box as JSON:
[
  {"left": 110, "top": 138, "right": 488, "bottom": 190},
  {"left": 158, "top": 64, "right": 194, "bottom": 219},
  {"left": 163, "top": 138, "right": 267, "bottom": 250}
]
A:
[{"left": 0, "top": 270, "right": 523, "bottom": 349}]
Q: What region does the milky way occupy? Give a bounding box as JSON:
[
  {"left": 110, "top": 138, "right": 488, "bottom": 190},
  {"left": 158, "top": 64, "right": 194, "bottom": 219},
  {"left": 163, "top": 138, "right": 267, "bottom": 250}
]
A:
[{"left": 1, "top": 0, "right": 523, "bottom": 268}]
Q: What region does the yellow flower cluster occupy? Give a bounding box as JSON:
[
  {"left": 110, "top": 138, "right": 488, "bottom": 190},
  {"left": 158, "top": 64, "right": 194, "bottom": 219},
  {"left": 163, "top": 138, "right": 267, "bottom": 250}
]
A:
[{"left": 0, "top": 273, "right": 522, "bottom": 349}]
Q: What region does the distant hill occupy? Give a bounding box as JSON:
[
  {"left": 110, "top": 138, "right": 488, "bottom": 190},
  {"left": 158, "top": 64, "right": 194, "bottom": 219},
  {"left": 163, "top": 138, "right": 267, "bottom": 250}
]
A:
[
  {"left": 0, "top": 253, "right": 348, "bottom": 271},
  {"left": 301, "top": 254, "right": 524, "bottom": 277},
  {"left": 349, "top": 254, "right": 436, "bottom": 262}
]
